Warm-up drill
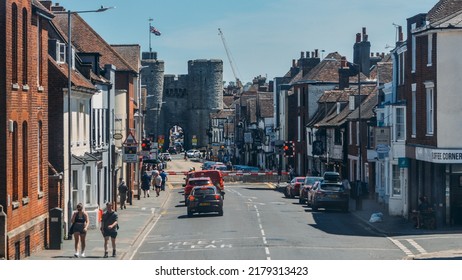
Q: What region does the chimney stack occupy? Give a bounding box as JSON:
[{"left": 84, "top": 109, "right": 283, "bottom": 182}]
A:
[
  {"left": 300, "top": 51, "right": 305, "bottom": 59},
  {"left": 398, "top": 26, "right": 403, "bottom": 42}
]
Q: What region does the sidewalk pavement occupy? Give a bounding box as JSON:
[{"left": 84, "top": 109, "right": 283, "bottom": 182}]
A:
[{"left": 27, "top": 188, "right": 170, "bottom": 260}]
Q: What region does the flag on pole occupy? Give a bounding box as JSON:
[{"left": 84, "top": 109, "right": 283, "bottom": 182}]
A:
[{"left": 150, "top": 26, "right": 161, "bottom": 36}]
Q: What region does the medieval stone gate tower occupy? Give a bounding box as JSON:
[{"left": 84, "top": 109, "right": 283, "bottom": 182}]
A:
[{"left": 141, "top": 52, "right": 223, "bottom": 151}]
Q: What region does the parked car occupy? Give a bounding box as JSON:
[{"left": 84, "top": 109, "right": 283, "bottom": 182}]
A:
[
  {"left": 307, "top": 179, "right": 349, "bottom": 212},
  {"left": 211, "top": 164, "right": 227, "bottom": 171},
  {"left": 233, "top": 165, "right": 260, "bottom": 172},
  {"left": 201, "top": 161, "right": 223, "bottom": 170},
  {"left": 299, "top": 176, "right": 323, "bottom": 204},
  {"left": 187, "top": 185, "right": 223, "bottom": 217},
  {"left": 186, "top": 149, "right": 201, "bottom": 158},
  {"left": 161, "top": 153, "right": 172, "bottom": 161},
  {"left": 183, "top": 177, "right": 215, "bottom": 205},
  {"left": 284, "top": 177, "right": 306, "bottom": 198}
]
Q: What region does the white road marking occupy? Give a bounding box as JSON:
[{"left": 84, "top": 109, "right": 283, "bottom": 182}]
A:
[
  {"left": 406, "top": 239, "right": 427, "bottom": 254},
  {"left": 129, "top": 213, "right": 162, "bottom": 260},
  {"left": 388, "top": 237, "right": 414, "bottom": 257},
  {"left": 254, "top": 204, "right": 271, "bottom": 260}
]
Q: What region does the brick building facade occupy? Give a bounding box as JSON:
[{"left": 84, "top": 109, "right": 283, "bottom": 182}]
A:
[{"left": 0, "top": 0, "right": 52, "bottom": 259}]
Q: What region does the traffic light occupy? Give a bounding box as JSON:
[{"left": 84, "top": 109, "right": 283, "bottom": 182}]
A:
[
  {"left": 283, "top": 141, "right": 294, "bottom": 157},
  {"left": 141, "top": 139, "right": 151, "bottom": 151}
]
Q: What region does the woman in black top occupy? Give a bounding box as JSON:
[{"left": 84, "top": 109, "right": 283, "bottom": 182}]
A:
[{"left": 71, "top": 203, "right": 89, "bottom": 257}]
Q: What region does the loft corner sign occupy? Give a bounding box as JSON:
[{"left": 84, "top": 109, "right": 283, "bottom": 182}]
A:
[{"left": 123, "top": 132, "right": 138, "bottom": 146}]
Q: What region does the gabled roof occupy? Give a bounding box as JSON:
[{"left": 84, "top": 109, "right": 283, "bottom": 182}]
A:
[
  {"left": 347, "top": 89, "right": 378, "bottom": 121},
  {"left": 427, "top": 0, "right": 462, "bottom": 25},
  {"left": 302, "top": 52, "right": 343, "bottom": 83},
  {"left": 53, "top": 13, "right": 137, "bottom": 73},
  {"left": 111, "top": 44, "right": 141, "bottom": 71}
]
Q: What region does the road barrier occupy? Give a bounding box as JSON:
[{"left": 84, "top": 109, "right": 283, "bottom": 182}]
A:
[{"left": 165, "top": 170, "right": 289, "bottom": 183}]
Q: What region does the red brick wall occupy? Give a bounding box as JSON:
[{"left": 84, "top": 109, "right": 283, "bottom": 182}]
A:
[{"left": 1, "top": 0, "right": 50, "bottom": 259}]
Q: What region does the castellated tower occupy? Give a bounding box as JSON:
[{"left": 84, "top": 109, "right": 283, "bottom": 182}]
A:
[
  {"left": 141, "top": 52, "right": 165, "bottom": 136},
  {"left": 187, "top": 59, "right": 223, "bottom": 148}
]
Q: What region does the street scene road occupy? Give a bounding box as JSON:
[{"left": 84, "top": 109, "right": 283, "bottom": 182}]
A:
[{"left": 125, "top": 156, "right": 462, "bottom": 260}]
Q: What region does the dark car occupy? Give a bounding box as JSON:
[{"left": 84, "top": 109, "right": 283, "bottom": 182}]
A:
[
  {"left": 183, "top": 177, "right": 215, "bottom": 205},
  {"left": 284, "top": 177, "right": 306, "bottom": 198},
  {"left": 187, "top": 185, "right": 223, "bottom": 217},
  {"left": 307, "top": 180, "right": 349, "bottom": 212},
  {"left": 299, "top": 176, "right": 323, "bottom": 204}
]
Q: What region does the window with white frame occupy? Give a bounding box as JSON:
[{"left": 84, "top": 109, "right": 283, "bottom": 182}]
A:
[
  {"left": 392, "top": 164, "right": 401, "bottom": 196},
  {"left": 72, "top": 170, "right": 78, "bottom": 208},
  {"left": 411, "top": 84, "right": 416, "bottom": 136},
  {"left": 85, "top": 166, "right": 91, "bottom": 204},
  {"left": 395, "top": 107, "right": 405, "bottom": 141},
  {"left": 425, "top": 82, "right": 434, "bottom": 135},
  {"left": 427, "top": 34, "right": 432, "bottom": 66},
  {"left": 56, "top": 42, "right": 66, "bottom": 64},
  {"left": 411, "top": 23, "right": 416, "bottom": 73}
]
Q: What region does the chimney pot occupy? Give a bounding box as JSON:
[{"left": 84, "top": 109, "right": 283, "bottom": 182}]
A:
[
  {"left": 306, "top": 51, "right": 310, "bottom": 58},
  {"left": 376, "top": 52, "right": 380, "bottom": 57},
  {"left": 371, "top": 52, "right": 374, "bottom": 57},
  {"left": 356, "top": 33, "right": 361, "bottom": 43},
  {"left": 292, "top": 59, "right": 296, "bottom": 67},
  {"left": 301, "top": 51, "right": 304, "bottom": 59},
  {"left": 364, "top": 34, "right": 368, "bottom": 41},
  {"left": 398, "top": 26, "right": 403, "bottom": 42},
  {"left": 315, "top": 49, "right": 319, "bottom": 58}
]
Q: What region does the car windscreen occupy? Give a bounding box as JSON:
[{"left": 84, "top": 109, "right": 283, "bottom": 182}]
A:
[
  {"left": 190, "top": 180, "right": 211, "bottom": 186},
  {"left": 193, "top": 188, "right": 216, "bottom": 195},
  {"left": 305, "top": 177, "right": 323, "bottom": 185},
  {"left": 320, "top": 184, "right": 344, "bottom": 192}
]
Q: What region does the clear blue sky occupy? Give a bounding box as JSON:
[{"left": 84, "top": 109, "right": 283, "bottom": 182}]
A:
[{"left": 54, "top": 0, "right": 437, "bottom": 85}]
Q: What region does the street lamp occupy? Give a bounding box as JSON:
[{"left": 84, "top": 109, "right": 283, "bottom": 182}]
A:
[{"left": 54, "top": 5, "right": 114, "bottom": 237}]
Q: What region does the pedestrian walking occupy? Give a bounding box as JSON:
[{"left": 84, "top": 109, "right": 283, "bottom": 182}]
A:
[
  {"left": 153, "top": 170, "right": 162, "bottom": 197},
  {"left": 141, "top": 171, "right": 151, "bottom": 198},
  {"left": 100, "top": 201, "right": 118, "bottom": 258},
  {"left": 118, "top": 178, "right": 128, "bottom": 209},
  {"left": 70, "top": 203, "right": 89, "bottom": 258},
  {"left": 160, "top": 169, "right": 168, "bottom": 191}
]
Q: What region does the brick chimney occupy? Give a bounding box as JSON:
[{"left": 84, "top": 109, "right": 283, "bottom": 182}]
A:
[
  {"left": 353, "top": 27, "right": 371, "bottom": 77},
  {"left": 338, "top": 56, "right": 350, "bottom": 90}
]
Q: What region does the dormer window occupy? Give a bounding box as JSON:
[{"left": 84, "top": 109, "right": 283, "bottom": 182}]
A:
[{"left": 56, "top": 42, "right": 66, "bottom": 64}]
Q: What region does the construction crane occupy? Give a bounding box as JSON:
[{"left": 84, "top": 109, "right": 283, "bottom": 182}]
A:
[{"left": 218, "top": 28, "right": 243, "bottom": 89}]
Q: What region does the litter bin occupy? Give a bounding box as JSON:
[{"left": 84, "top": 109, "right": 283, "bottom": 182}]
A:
[{"left": 49, "top": 207, "right": 63, "bottom": 250}]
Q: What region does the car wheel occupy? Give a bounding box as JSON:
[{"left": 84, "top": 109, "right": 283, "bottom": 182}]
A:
[
  {"left": 284, "top": 188, "right": 289, "bottom": 198},
  {"left": 311, "top": 203, "right": 318, "bottom": 211},
  {"left": 187, "top": 209, "right": 193, "bottom": 217},
  {"left": 342, "top": 204, "right": 349, "bottom": 213},
  {"left": 299, "top": 197, "right": 304, "bottom": 204},
  {"left": 218, "top": 209, "right": 223, "bottom": 216}
]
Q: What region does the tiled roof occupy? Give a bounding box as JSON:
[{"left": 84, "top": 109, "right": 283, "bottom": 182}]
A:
[
  {"left": 303, "top": 52, "right": 343, "bottom": 82},
  {"left": 223, "top": 95, "right": 236, "bottom": 108},
  {"left": 347, "top": 90, "right": 378, "bottom": 121},
  {"left": 33, "top": 0, "right": 54, "bottom": 18},
  {"left": 260, "top": 98, "right": 274, "bottom": 118},
  {"left": 369, "top": 61, "right": 393, "bottom": 84},
  {"left": 427, "top": 0, "right": 462, "bottom": 24},
  {"left": 53, "top": 13, "right": 137, "bottom": 73},
  {"left": 48, "top": 55, "right": 97, "bottom": 92},
  {"left": 111, "top": 45, "right": 141, "bottom": 71}
]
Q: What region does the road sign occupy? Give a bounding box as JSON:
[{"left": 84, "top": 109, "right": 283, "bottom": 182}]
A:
[
  {"left": 123, "top": 131, "right": 138, "bottom": 146},
  {"left": 123, "top": 146, "right": 138, "bottom": 162}
]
